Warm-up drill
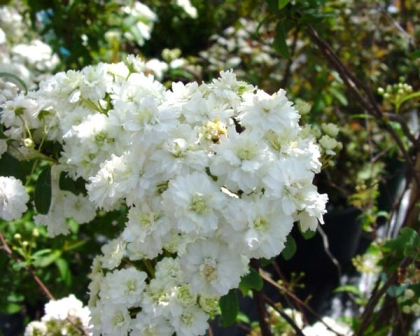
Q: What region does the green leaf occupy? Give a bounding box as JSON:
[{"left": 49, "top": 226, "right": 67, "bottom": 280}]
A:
[
  {"left": 239, "top": 268, "right": 263, "bottom": 295},
  {"left": 282, "top": 235, "right": 296, "bottom": 260},
  {"left": 300, "top": 228, "right": 316, "bottom": 240},
  {"left": 3, "top": 303, "right": 21, "bottom": 314},
  {"left": 35, "top": 166, "right": 52, "bottom": 215},
  {"left": 55, "top": 258, "right": 72, "bottom": 287},
  {"left": 0, "top": 153, "right": 26, "bottom": 182},
  {"left": 278, "top": 0, "right": 291, "bottom": 9},
  {"left": 12, "top": 261, "right": 27, "bottom": 271},
  {"left": 34, "top": 249, "right": 61, "bottom": 268},
  {"left": 334, "top": 284, "right": 362, "bottom": 296},
  {"left": 59, "top": 172, "right": 87, "bottom": 195},
  {"left": 273, "top": 21, "right": 290, "bottom": 58},
  {"left": 31, "top": 249, "right": 52, "bottom": 259},
  {"left": 219, "top": 289, "right": 239, "bottom": 327},
  {"left": 384, "top": 227, "right": 420, "bottom": 257},
  {"left": 329, "top": 87, "right": 348, "bottom": 106},
  {"left": 410, "top": 50, "right": 420, "bottom": 59}
]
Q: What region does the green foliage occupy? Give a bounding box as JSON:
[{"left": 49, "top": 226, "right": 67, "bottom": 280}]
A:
[
  {"left": 219, "top": 289, "right": 239, "bottom": 327},
  {"left": 34, "top": 166, "right": 52, "bottom": 215},
  {"left": 282, "top": 235, "right": 296, "bottom": 260},
  {"left": 239, "top": 268, "right": 264, "bottom": 295}
]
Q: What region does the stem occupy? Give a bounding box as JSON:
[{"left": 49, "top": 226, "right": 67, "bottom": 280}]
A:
[
  {"left": 305, "top": 24, "right": 420, "bottom": 189},
  {"left": 0, "top": 231, "right": 54, "bottom": 300},
  {"left": 355, "top": 257, "right": 412, "bottom": 336},
  {"left": 259, "top": 269, "right": 344, "bottom": 335},
  {"left": 264, "top": 295, "right": 305, "bottom": 336},
  {"left": 250, "top": 259, "right": 273, "bottom": 336}
]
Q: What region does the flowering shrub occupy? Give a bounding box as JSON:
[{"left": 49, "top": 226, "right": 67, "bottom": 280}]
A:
[
  {"left": 0, "top": 2, "right": 59, "bottom": 89},
  {"left": 0, "top": 55, "right": 328, "bottom": 335},
  {"left": 24, "top": 295, "right": 90, "bottom": 336}
]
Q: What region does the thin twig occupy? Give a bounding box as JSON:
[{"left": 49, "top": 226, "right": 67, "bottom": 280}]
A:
[
  {"left": 0, "top": 231, "right": 55, "bottom": 300},
  {"left": 263, "top": 295, "right": 306, "bottom": 336},
  {"left": 305, "top": 24, "right": 420, "bottom": 189},
  {"left": 317, "top": 225, "right": 342, "bottom": 280},
  {"left": 259, "top": 269, "right": 345, "bottom": 335},
  {"left": 355, "top": 257, "right": 412, "bottom": 336},
  {"left": 250, "top": 259, "right": 273, "bottom": 336},
  {"left": 0, "top": 231, "right": 90, "bottom": 336}
]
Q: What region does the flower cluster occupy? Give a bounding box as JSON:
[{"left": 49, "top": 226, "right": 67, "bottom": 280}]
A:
[
  {"left": 1, "top": 55, "right": 327, "bottom": 335},
  {"left": 24, "top": 295, "right": 91, "bottom": 336},
  {"left": 0, "top": 2, "right": 59, "bottom": 89}
]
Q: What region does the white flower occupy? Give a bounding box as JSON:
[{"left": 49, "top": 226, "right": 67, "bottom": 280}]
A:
[
  {"left": 103, "top": 268, "right": 147, "bottom": 308},
  {"left": 0, "top": 176, "right": 29, "bottom": 221},
  {"left": 176, "top": 0, "right": 198, "bottom": 18},
  {"left": 154, "top": 257, "right": 185, "bottom": 286},
  {"left": 131, "top": 312, "right": 174, "bottom": 336},
  {"left": 99, "top": 238, "right": 126, "bottom": 270},
  {"left": 162, "top": 172, "right": 226, "bottom": 235},
  {"left": 180, "top": 238, "right": 248, "bottom": 296},
  {"left": 238, "top": 89, "right": 300, "bottom": 139},
  {"left": 63, "top": 192, "right": 96, "bottom": 224},
  {"left": 44, "top": 294, "right": 89, "bottom": 322},
  {"left": 100, "top": 304, "right": 131, "bottom": 336},
  {"left": 221, "top": 195, "right": 294, "bottom": 259},
  {"left": 24, "top": 321, "right": 47, "bottom": 336},
  {"left": 210, "top": 127, "right": 274, "bottom": 193},
  {"left": 171, "top": 305, "right": 209, "bottom": 336}
]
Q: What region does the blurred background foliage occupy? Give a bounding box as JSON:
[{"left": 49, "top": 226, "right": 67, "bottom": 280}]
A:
[{"left": 1, "top": 0, "right": 420, "bottom": 334}]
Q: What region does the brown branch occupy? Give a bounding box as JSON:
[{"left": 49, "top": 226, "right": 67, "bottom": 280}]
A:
[
  {"left": 304, "top": 24, "right": 420, "bottom": 189},
  {"left": 264, "top": 295, "right": 305, "bottom": 336},
  {"left": 354, "top": 257, "right": 412, "bottom": 336},
  {"left": 259, "top": 268, "right": 345, "bottom": 335},
  {"left": 0, "top": 231, "right": 55, "bottom": 300},
  {"left": 250, "top": 259, "right": 273, "bottom": 336}
]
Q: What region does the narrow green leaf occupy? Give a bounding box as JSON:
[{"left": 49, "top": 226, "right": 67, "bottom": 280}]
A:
[
  {"left": 278, "top": 0, "right": 291, "bottom": 9},
  {"left": 34, "top": 250, "right": 61, "bottom": 268},
  {"left": 55, "top": 258, "right": 72, "bottom": 287},
  {"left": 31, "top": 249, "right": 52, "bottom": 258},
  {"left": 334, "top": 285, "right": 362, "bottom": 296},
  {"left": 239, "top": 268, "right": 263, "bottom": 295},
  {"left": 35, "top": 166, "right": 52, "bottom": 214},
  {"left": 282, "top": 235, "right": 297, "bottom": 260},
  {"left": 273, "top": 21, "right": 290, "bottom": 58},
  {"left": 64, "top": 239, "right": 87, "bottom": 252},
  {"left": 329, "top": 87, "right": 348, "bottom": 106},
  {"left": 219, "top": 289, "right": 239, "bottom": 327}
]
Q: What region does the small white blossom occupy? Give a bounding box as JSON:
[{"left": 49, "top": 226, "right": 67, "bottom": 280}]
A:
[{"left": 0, "top": 176, "right": 29, "bottom": 221}]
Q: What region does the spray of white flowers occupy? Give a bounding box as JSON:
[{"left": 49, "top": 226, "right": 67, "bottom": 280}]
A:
[{"left": 0, "top": 55, "right": 328, "bottom": 336}]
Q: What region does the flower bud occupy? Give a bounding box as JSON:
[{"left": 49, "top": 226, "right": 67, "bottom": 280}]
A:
[
  {"left": 23, "top": 138, "right": 34, "bottom": 148},
  {"left": 14, "top": 233, "right": 21, "bottom": 240},
  {"left": 32, "top": 228, "right": 39, "bottom": 237}
]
